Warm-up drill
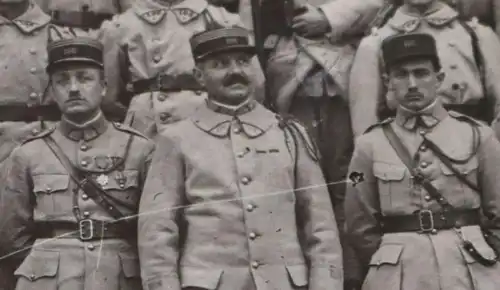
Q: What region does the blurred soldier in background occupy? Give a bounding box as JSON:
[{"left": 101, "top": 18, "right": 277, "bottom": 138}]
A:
[
  {"left": 349, "top": 0, "right": 500, "bottom": 138},
  {"left": 100, "top": 0, "right": 263, "bottom": 139},
  {"left": 0, "top": 37, "right": 154, "bottom": 290}
]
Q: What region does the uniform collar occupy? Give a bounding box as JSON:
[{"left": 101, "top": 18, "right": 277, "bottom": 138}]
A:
[
  {"left": 395, "top": 100, "right": 448, "bottom": 131},
  {"left": 135, "top": 0, "right": 207, "bottom": 25},
  {"left": 0, "top": 2, "right": 50, "bottom": 34},
  {"left": 59, "top": 111, "right": 109, "bottom": 141},
  {"left": 388, "top": 3, "right": 458, "bottom": 32},
  {"left": 192, "top": 99, "right": 275, "bottom": 138}
]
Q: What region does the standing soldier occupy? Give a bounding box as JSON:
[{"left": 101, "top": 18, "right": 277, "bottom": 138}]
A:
[
  {"left": 346, "top": 33, "right": 500, "bottom": 290},
  {"left": 100, "top": 0, "right": 263, "bottom": 139},
  {"left": 138, "top": 27, "right": 343, "bottom": 290},
  {"left": 0, "top": 38, "right": 154, "bottom": 290},
  {"left": 349, "top": 0, "right": 500, "bottom": 138}
]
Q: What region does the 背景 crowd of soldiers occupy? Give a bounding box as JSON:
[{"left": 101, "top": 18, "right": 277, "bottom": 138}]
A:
[{"left": 2, "top": 0, "right": 500, "bottom": 290}]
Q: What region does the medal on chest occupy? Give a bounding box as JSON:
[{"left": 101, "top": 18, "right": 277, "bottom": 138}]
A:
[{"left": 96, "top": 174, "right": 109, "bottom": 187}]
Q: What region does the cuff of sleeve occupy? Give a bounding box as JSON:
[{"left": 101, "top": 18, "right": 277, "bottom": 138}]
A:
[
  {"left": 309, "top": 265, "right": 343, "bottom": 290},
  {"left": 143, "top": 275, "right": 181, "bottom": 290}
]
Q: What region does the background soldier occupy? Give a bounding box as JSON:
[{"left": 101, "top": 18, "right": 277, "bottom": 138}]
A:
[
  {"left": 100, "top": 0, "right": 263, "bottom": 139},
  {"left": 138, "top": 26, "right": 343, "bottom": 290},
  {"left": 346, "top": 33, "right": 500, "bottom": 290},
  {"left": 349, "top": 0, "right": 500, "bottom": 138},
  {"left": 0, "top": 38, "right": 154, "bottom": 290}
]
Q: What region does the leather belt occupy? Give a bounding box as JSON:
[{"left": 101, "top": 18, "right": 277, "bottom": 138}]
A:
[
  {"left": 35, "top": 220, "right": 135, "bottom": 241},
  {"left": 381, "top": 209, "right": 480, "bottom": 234},
  {"left": 50, "top": 10, "right": 113, "bottom": 30},
  {"left": 0, "top": 104, "right": 61, "bottom": 122},
  {"left": 131, "top": 74, "right": 204, "bottom": 95}
]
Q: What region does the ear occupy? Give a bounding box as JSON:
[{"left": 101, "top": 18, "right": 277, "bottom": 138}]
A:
[
  {"left": 436, "top": 71, "right": 445, "bottom": 87},
  {"left": 193, "top": 66, "right": 206, "bottom": 87},
  {"left": 382, "top": 73, "right": 390, "bottom": 90}
]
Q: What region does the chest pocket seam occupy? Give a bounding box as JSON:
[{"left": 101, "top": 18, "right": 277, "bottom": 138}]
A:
[
  {"left": 32, "top": 174, "right": 69, "bottom": 194},
  {"left": 373, "top": 163, "right": 407, "bottom": 181}
]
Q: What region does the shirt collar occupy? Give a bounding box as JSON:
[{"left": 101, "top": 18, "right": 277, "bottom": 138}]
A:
[
  {"left": 192, "top": 99, "right": 275, "bottom": 138},
  {"left": 58, "top": 111, "right": 109, "bottom": 141},
  {"left": 388, "top": 3, "right": 458, "bottom": 33},
  {"left": 395, "top": 100, "right": 448, "bottom": 131},
  {"left": 135, "top": 0, "right": 207, "bottom": 25},
  {"left": 0, "top": 2, "right": 50, "bottom": 34}
]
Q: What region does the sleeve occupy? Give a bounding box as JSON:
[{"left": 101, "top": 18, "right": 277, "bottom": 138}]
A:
[
  {"left": 494, "top": 0, "right": 500, "bottom": 37},
  {"left": 291, "top": 123, "right": 343, "bottom": 290},
  {"left": 344, "top": 136, "right": 382, "bottom": 269},
  {"left": 319, "top": 0, "right": 384, "bottom": 40},
  {"left": 477, "top": 127, "right": 500, "bottom": 235},
  {"left": 138, "top": 134, "right": 184, "bottom": 290},
  {"left": 475, "top": 25, "right": 500, "bottom": 124},
  {"left": 349, "top": 36, "right": 384, "bottom": 137},
  {"left": 138, "top": 140, "right": 155, "bottom": 189},
  {"left": 99, "top": 17, "right": 129, "bottom": 116},
  {"left": 0, "top": 148, "right": 34, "bottom": 267}
]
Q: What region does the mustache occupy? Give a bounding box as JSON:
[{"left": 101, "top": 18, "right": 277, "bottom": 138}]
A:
[
  {"left": 67, "top": 92, "right": 83, "bottom": 101},
  {"left": 223, "top": 74, "right": 249, "bottom": 87}
]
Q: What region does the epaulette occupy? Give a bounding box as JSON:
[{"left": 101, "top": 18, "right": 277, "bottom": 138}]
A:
[
  {"left": 448, "top": 111, "right": 484, "bottom": 126},
  {"left": 112, "top": 122, "right": 149, "bottom": 140},
  {"left": 363, "top": 117, "right": 394, "bottom": 134},
  {"left": 276, "top": 115, "right": 320, "bottom": 162},
  {"left": 21, "top": 126, "right": 56, "bottom": 145}
]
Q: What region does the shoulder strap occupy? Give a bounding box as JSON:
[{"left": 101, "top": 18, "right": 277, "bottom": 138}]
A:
[
  {"left": 382, "top": 124, "right": 455, "bottom": 211},
  {"left": 43, "top": 136, "right": 128, "bottom": 222},
  {"left": 458, "top": 20, "right": 486, "bottom": 93}
]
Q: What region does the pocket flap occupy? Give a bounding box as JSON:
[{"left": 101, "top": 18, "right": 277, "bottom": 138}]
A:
[
  {"left": 369, "top": 244, "right": 404, "bottom": 266},
  {"left": 14, "top": 250, "right": 59, "bottom": 280},
  {"left": 439, "top": 158, "right": 478, "bottom": 176},
  {"left": 180, "top": 267, "right": 223, "bottom": 290},
  {"left": 118, "top": 253, "right": 140, "bottom": 278},
  {"left": 373, "top": 163, "right": 406, "bottom": 181},
  {"left": 102, "top": 170, "right": 139, "bottom": 190},
  {"left": 285, "top": 264, "right": 308, "bottom": 287},
  {"left": 32, "top": 174, "right": 69, "bottom": 193}
]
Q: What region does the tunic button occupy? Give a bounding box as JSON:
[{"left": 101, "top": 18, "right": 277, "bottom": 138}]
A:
[
  {"left": 241, "top": 176, "right": 251, "bottom": 185},
  {"left": 246, "top": 204, "right": 255, "bottom": 212},
  {"left": 80, "top": 144, "right": 89, "bottom": 151},
  {"left": 251, "top": 261, "right": 259, "bottom": 269},
  {"left": 29, "top": 274, "right": 35, "bottom": 281},
  {"left": 31, "top": 128, "right": 39, "bottom": 135},
  {"left": 157, "top": 94, "right": 167, "bottom": 102},
  {"left": 83, "top": 211, "right": 90, "bottom": 217},
  {"left": 233, "top": 127, "right": 241, "bottom": 134},
  {"left": 195, "top": 90, "right": 203, "bottom": 96},
  {"left": 87, "top": 244, "right": 95, "bottom": 251},
  {"left": 29, "top": 67, "right": 37, "bottom": 74},
  {"left": 419, "top": 145, "right": 427, "bottom": 152},
  {"left": 29, "top": 92, "right": 38, "bottom": 99},
  {"left": 424, "top": 195, "right": 431, "bottom": 201},
  {"left": 249, "top": 232, "right": 257, "bottom": 240},
  {"left": 431, "top": 229, "right": 438, "bottom": 235},
  {"left": 153, "top": 55, "right": 162, "bottom": 63},
  {"left": 82, "top": 194, "right": 89, "bottom": 200},
  {"left": 237, "top": 152, "right": 245, "bottom": 158},
  {"left": 159, "top": 112, "right": 171, "bottom": 123},
  {"left": 420, "top": 162, "right": 429, "bottom": 168},
  {"left": 419, "top": 130, "right": 427, "bottom": 136},
  {"left": 81, "top": 160, "right": 88, "bottom": 166}
]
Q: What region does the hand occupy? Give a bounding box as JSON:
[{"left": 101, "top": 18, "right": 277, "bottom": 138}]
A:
[{"left": 292, "top": 4, "right": 331, "bottom": 38}]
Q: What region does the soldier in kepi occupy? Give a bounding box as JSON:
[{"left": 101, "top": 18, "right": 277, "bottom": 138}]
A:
[
  {"left": 0, "top": 38, "right": 154, "bottom": 290},
  {"left": 345, "top": 33, "right": 500, "bottom": 290},
  {"left": 100, "top": 0, "right": 263, "bottom": 139},
  {"left": 138, "top": 26, "right": 343, "bottom": 290},
  {"left": 349, "top": 0, "right": 500, "bottom": 138}
]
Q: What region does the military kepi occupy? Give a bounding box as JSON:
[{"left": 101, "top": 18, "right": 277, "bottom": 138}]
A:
[
  {"left": 190, "top": 26, "right": 255, "bottom": 61},
  {"left": 382, "top": 33, "right": 440, "bottom": 70},
  {"left": 47, "top": 37, "right": 104, "bottom": 73}
]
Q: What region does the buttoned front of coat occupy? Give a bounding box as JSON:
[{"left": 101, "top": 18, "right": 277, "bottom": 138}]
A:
[
  {"left": 349, "top": 3, "right": 500, "bottom": 137},
  {"left": 0, "top": 118, "right": 154, "bottom": 290},
  {"left": 138, "top": 102, "right": 342, "bottom": 290},
  {"left": 345, "top": 111, "right": 500, "bottom": 290}
]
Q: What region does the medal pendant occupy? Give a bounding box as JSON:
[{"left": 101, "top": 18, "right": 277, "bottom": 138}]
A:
[{"left": 96, "top": 174, "right": 109, "bottom": 187}]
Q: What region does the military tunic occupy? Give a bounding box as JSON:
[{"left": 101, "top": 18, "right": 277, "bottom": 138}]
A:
[
  {"left": 345, "top": 103, "right": 500, "bottom": 290},
  {"left": 349, "top": 3, "right": 500, "bottom": 137},
  {"left": 0, "top": 112, "right": 154, "bottom": 290},
  {"left": 100, "top": 0, "right": 262, "bottom": 139},
  {"left": 138, "top": 100, "right": 342, "bottom": 290}
]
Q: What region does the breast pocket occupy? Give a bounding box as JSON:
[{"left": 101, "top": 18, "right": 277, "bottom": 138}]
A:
[
  {"left": 438, "top": 157, "right": 478, "bottom": 194},
  {"left": 101, "top": 170, "right": 140, "bottom": 209},
  {"left": 373, "top": 163, "right": 408, "bottom": 211},
  {"left": 32, "top": 174, "right": 70, "bottom": 215}
]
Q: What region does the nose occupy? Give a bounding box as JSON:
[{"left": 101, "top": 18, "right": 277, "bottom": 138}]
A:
[
  {"left": 408, "top": 74, "right": 418, "bottom": 89},
  {"left": 228, "top": 59, "right": 243, "bottom": 74},
  {"left": 69, "top": 76, "right": 79, "bottom": 92}
]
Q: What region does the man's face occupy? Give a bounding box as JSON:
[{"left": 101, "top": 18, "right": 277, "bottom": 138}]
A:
[
  {"left": 51, "top": 65, "right": 105, "bottom": 118},
  {"left": 387, "top": 59, "right": 443, "bottom": 111},
  {"left": 195, "top": 51, "right": 254, "bottom": 106}
]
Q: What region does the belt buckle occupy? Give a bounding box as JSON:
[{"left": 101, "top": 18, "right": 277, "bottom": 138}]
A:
[
  {"left": 79, "top": 219, "right": 94, "bottom": 241},
  {"left": 418, "top": 210, "right": 435, "bottom": 233}
]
